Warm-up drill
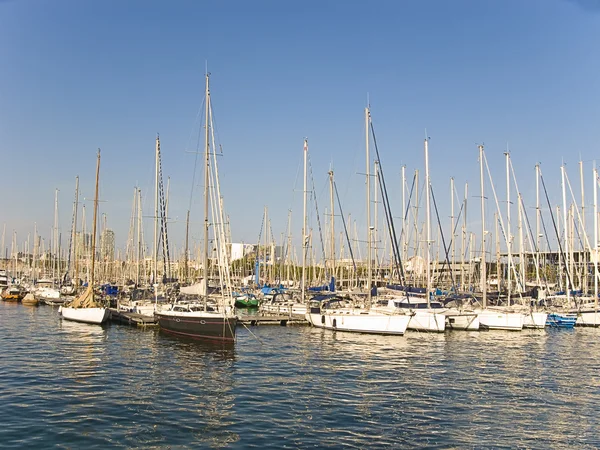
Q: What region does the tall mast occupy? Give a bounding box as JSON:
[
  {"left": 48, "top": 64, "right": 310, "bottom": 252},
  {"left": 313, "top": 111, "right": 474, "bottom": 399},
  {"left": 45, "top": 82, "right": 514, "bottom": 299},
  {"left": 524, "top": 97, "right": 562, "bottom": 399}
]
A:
[
  {"left": 286, "top": 210, "right": 292, "bottom": 287},
  {"left": 329, "top": 168, "right": 335, "bottom": 287},
  {"left": 154, "top": 135, "right": 160, "bottom": 292},
  {"left": 73, "top": 176, "right": 79, "bottom": 286},
  {"left": 462, "top": 182, "right": 468, "bottom": 290},
  {"left": 365, "top": 106, "right": 372, "bottom": 307},
  {"left": 450, "top": 177, "right": 455, "bottom": 284},
  {"left": 301, "top": 139, "right": 308, "bottom": 305},
  {"left": 401, "top": 165, "right": 407, "bottom": 276},
  {"left": 54, "top": 188, "right": 59, "bottom": 283},
  {"left": 203, "top": 72, "right": 211, "bottom": 310},
  {"left": 580, "top": 160, "right": 587, "bottom": 294},
  {"left": 32, "top": 224, "right": 37, "bottom": 281},
  {"left": 137, "top": 188, "right": 143, "bottom": 285},
  {"left": 184, "top": 210, "right": 190, "bottom": 283},
  {"left": 479, "top": 145, "right": 487, "bottom": 308},
  {"left": 505, "top": 151, "right": 511, "bottom": 305},
  {"left": 374, "top": 160, "right": 379, "bottom": 282},
  {"left": 535, "top": 164, "right": 541, "bottom": 288},
  {"left": 594, "top": 166, "right": 599, "bottom": 321},
  {"left": 90, "top": 149, "right": 101, "bottom": 301},
  {"left": 518, "top": 192, "right": 525, "bottom": 290},
  {"left": 424, "top": 138, "right": 431, "bottom": 307},
  {"left": 561, "top": 164, "right": 569, "bottom": 304}
]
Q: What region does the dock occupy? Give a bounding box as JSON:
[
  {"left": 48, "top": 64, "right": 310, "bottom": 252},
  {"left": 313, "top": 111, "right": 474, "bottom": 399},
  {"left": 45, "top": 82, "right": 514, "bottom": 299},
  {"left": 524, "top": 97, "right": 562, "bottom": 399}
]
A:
[
  {"left": 237, "top": 314, "right": 308, "bottom": 327},
  {"left": 109, "top": 309, "right": 158, "bottom": 327}
]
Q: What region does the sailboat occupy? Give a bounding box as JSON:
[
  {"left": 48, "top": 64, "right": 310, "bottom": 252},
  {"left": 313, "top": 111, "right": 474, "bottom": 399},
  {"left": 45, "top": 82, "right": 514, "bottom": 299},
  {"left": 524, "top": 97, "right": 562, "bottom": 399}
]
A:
[
  {"left": 474, "top": 145, "right": 523, "bottom": 331},
  {"left": 306, "top": 107, "right": 411, "bottom": 335},
  {"left": 155, "top": 73, "right": 237, "bottom": 342},
  {"left": 59, "top": 150, "right": 109, "bottom": 325}
]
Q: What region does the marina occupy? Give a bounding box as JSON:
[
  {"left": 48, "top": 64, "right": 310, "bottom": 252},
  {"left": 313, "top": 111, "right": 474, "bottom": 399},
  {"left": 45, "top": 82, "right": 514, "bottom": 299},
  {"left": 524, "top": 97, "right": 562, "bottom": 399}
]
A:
[{"left": 3, "top": 0, "right": 600, "bottom": 447}]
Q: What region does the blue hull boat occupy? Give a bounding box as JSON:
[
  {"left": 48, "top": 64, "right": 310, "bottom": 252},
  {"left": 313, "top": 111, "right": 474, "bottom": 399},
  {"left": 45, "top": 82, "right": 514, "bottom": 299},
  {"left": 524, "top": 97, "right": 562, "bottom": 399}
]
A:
[{"left": 546, "top": 313, "right": 577, "bottom": 328}]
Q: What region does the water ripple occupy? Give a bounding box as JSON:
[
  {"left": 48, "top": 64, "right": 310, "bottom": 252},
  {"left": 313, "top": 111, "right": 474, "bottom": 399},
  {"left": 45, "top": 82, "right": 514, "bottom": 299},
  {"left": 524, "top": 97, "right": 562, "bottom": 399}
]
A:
[{"left": 1, "top": 303, "right": 600, "bottom": 448}]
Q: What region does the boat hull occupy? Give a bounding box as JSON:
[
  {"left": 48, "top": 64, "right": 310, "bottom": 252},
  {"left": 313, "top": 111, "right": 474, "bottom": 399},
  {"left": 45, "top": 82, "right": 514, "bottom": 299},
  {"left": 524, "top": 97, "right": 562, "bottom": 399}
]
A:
[
  {"left": 478, "top": 310, "right": 524, "bottom": 331},
  {"left": 407, "top": 311, "right": 446, "bottom": 332},
  {"left": 523, "top": 312, "right": 548, "bottom": 329},
  {"left": 59, "top": 306, "right": 109, "bottom": 324},
  {"left": 574, "top": 309, "right": 600, "bottom": 327},
  {"left": 155, "top": 311, "right": 237, "bottom": 342},
  {"left": 444, "top": 311, "right": 480, "bottom": 330},
  {"left": 306, "top": 310, "right": 410, "bottom": 335},
  {"left": 546, "top": 312, "right": 577, "bottom": 328}
]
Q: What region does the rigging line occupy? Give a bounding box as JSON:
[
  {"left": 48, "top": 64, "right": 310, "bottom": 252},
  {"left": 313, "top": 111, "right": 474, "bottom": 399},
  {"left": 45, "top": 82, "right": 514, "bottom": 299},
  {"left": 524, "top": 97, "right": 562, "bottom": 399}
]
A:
[
  {"left": 518, "top": 192, "right": 549, "bottom": 288},
  {"left": 288, "top": 151, "right": 303, "bottom": 212},
  {"left": 334, "top": 181, "right": 357, "bottom": 272},
  {"left": 398, "top": 172, "right": 416, "bottom": 246},
  {"left": 307, "top": 153, "right": 327, "bottom": 275},
  {"left": 370, "top": 120, "right": 405, "bottom": 285},
  {"left": 430, "top": 185, "right": 457, "bottom": 289},
  {"left": 187, "top": 97, "right": 207, "bottom": 212},
  {"left": 375, "top": 160, "right": 403, "bottom": 283},
  {"left": 540, "top": 172, "right": 576, "bottom": 299},
  {"left": 432, "top": 197, "right": 465, "bottom": 289}
]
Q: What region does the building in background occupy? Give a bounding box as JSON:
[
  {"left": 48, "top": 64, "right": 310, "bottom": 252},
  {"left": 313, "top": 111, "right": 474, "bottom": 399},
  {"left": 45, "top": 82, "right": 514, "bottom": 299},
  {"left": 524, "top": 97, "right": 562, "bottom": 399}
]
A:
[{"left": 100, "top": 229, "right": 115, "bottom": 262}]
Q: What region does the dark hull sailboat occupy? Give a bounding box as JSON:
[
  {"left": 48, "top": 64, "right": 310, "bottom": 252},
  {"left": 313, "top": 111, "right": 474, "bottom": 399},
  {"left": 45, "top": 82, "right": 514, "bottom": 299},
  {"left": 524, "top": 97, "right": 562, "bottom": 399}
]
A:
[{"left": 155, "top": 309, "right": 237, "bottom": 342}]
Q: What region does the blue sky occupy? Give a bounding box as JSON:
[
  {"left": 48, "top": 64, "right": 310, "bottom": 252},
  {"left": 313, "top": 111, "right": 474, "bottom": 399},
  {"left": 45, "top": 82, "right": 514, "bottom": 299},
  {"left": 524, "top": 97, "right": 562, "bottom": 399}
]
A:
[{"left": 1, "top": 0, "right": 600, "bottom": 260}]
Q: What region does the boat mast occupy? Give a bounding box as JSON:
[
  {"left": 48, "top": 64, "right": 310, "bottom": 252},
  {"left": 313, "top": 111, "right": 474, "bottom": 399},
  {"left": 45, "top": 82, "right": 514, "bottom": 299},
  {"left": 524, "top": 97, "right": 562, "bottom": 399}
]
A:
[
  {"left": 329, "top": 167, "right": 335, "bottom": 288},
  {"left": 90, "top": 149, "right": 101, "bottom": 302},
  {"left": 561, "top": 164, "right": 570, "bottom": 305},
  {"left": 374, "top": 160, "right": 379, "bottom": 283},
  {"left": 184, "top": 210, "right": 190, "bottom": 283},
  {"left": 450, "top": 177, "right": 455, "bottom": 286},
  {"left": 594, "top": 165, "right": 599, "bottom": 322},
  {"left": 505, "top": 151, "right": 512, "bottom": 306},
  {"left": 73, "top": 176, "right": 79, "bottom": 287},
  {"left": 535, "top": 164, "right": 541, "bottom": 289},
  {"left": 203, "top": 72, "right": 211, "bottom": 310},
  {"left": 401, "top": 165, "right": 407, "bottom": 280},
  {"left": 479, "top": 145, "right": 487, "bottom": 308},
  {"left": 365, "top": 106, "right": 372, "bottom": 307},
  {"left": 53, "top": 189, "right": 59, "bottom": 284},
  {"left": 580, "top": 160, "right": 586, "bottom": 294},
  {"left": 154, "top": 135, "right": 160, "bottom": 300},
  {"left": 301, "top": 139, "right": 308, "bottom": 305},
  {"left": 424, "top": 138, "right": 431, "bottom": 307},
  {"left": 462, "top": 182, "right": 468, "bottom": 290},
  {"left": 136, "top": 188, "right": 143, "bottom": 286}
]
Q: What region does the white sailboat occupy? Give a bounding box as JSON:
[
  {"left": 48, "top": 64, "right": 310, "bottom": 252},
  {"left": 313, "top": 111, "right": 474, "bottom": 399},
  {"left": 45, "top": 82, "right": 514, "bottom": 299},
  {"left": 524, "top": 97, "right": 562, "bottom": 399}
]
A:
[
  {"left": 306, "top": 107, "right": 411, "bottom": 335},
  {"left": 475, "top": 146, "right": 523, "bottom": 331},
  {"left": 59, "top": 150, "right": 109, "bottom": 325}
]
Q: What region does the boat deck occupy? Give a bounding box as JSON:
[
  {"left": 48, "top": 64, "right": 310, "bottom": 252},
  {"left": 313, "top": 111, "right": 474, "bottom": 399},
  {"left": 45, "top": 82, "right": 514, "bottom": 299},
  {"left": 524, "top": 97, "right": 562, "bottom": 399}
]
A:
[
  {"left": 109, "top": 309, "right": 158, "bottom": 327},
  {"left": 237, "top": 314, "right": 307, "bottom": 326}
]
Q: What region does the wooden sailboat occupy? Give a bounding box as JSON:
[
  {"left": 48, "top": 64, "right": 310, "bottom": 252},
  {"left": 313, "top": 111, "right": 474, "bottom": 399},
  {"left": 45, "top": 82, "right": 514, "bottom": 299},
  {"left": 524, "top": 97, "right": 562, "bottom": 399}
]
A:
[
  {"left": 59, "top": 150, "right": 109, "bottom": 325},
  {"left": 155, "top": 73, "right": 237, "bottom": 342}
]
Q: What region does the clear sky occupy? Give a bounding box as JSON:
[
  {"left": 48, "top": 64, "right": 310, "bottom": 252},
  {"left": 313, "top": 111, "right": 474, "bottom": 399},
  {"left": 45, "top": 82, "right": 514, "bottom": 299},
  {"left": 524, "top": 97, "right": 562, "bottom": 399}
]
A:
[{"left": 1, "top": 0, "right": 600, "bottom": 260}]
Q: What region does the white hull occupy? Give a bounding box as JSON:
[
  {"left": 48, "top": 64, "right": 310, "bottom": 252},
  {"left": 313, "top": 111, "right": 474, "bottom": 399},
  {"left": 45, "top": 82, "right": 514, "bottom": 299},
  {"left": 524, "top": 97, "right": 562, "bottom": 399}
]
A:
[
  {"left": 523, "top": 311, "right": 548, "bottom": 329},
  {"left": 291, "top": 303, "right": 307, "bottom": 317},
  {"left": 574, "top": 309, "right": 600, "bottom": 327},
  {"left": 406, "top": 310, "right": 446, "bottom": 332},
  {"left": 477, "top": 309, "right": 524, "bottom": 331},
  {"left": 59, "top": 306, "right": 109, "bottom": 324},
  {"left": 306, "top": 309, "right": 411, "bottom": 335},
  {"left": 444, "top": 310, "right": 480, "bottom": 330}
]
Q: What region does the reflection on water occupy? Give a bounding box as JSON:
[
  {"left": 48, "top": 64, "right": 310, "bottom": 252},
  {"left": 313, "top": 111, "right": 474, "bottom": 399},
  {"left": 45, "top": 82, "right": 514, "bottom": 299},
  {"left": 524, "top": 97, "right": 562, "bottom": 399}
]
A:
[{"left": 1, "top": 302, "right": 600, "bottom": 448}]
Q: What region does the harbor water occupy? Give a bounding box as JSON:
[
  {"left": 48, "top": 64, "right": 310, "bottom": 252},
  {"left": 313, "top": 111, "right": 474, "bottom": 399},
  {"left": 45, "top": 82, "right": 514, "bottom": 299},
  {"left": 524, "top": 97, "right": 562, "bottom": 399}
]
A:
[{"left": 1, "top": 302, "right": 599, "bottom": 449}]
